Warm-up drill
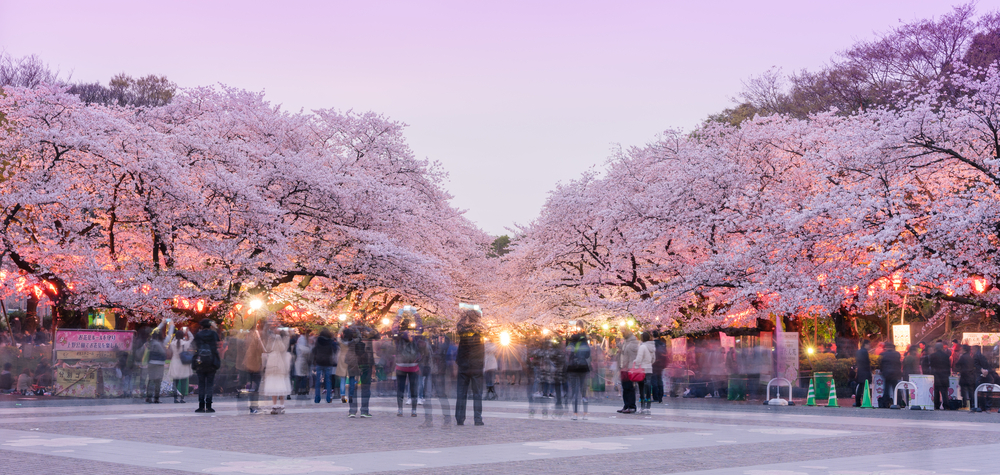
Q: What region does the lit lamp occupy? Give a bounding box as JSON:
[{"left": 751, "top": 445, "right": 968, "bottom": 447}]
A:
[
  {"left": 248, "top": 299, "right": 263, "bottom": 313},
  {"left": 499, "top": 331, "right": 511, "bottom": 346}
]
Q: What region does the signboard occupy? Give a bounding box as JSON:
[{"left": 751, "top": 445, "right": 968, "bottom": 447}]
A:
[
  {"left": 892, "top": 325, "right": 911, "bottom": 349},
  {"left": 55, "top": 330, "right": 134, "bottom": 352},
  {"left": 760, "top": 332, "right": 773, "bottom": 350},
  {"left": 775, "top": 332, "right": 799, "bottom": 384},
  {"left": 719, "top": 334, "right": 736, "bottom": 349},
  {"left": 962, "top": 333, "right": 1000, "bottom": 347},
  {"left": 669, "top": 337, "right": 687, "bottom": 367},
  {"left": 54, "top": 330, "right": 134, "bottom": 398}
]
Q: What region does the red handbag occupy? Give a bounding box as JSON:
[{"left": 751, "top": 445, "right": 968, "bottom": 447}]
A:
[{"left": 625, "top": 366, "right": 646, "bottom": 382}]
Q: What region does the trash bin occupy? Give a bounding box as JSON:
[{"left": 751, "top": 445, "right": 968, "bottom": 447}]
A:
[
  {"left": 591, "top": 369, "right": 606, "bottom": 392},
  {"left": 813, "top": 372, "right": 833, "bottom": 401},
  {"left": 727, "top": 375, "right": 746, "bottom": 400}
]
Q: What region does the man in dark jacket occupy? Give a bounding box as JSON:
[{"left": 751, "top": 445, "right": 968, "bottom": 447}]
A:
[
  {"left": 854, "top": 340, "right": 872, "bottom": 407},
  {"left": 454, "top": 309, "right": 485, "bottom": 426},
  {"left": 651, "top": 334, "right": 667, "bottom": 403},
  {"left": 345, "top": 326, "right": 376, "bottom": 418},
  {"left": 192, "top": 319, "right": 221, "bottom": 413},
  {"left": 956, "top": 344, "right": 977, "bottom": 408},
  {"left": 313, "top": 328, "right": 338, "bottom": 404},
  {"left": 929, "top": 341, "right": 952, "bottom": 410},
  {"left": 880, "top": 343, "right": 902, "bottom": 407}
]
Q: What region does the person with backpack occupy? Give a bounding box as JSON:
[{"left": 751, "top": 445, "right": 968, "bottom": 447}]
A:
[
  {"left": 192, "top": 319, "right": 221, "bottom": 413},
  {"left": 345, "top": 325, "right": 376, "bottom": 418},
  {"left": 394, "top": 315, "right": 424, "bottom": 417},
  {"left": 565, "top": 330, "right": 591, "bottom": 420}
]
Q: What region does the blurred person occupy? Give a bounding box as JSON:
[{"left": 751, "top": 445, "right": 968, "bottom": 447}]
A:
[
  {"left": 145, "top": 327, "right": 168, "bottom": 404},
  {"left": 294, "top": 329, "right": 313, "bottom": 396},
  {"left": 417, "top": 330, "right": 432, "bottom": 406},
  {"left": 240, "top": 326, "right": 265, "bottom": 414},
  {"left": 956, "top": 344, "right": 976, "bottom": 408},
  {"left": 260, "top": 325, "right": 292, "bottom": 414},
  {"left": 167, "top": 326, "right": 194, "bottom": 403},
  {"left": 617, "top": 328, "right": 639, "bottom": 413},
  {"left": 484, "top": 337, "right": 499, "bottom": 400},
  {"left": 902, "top": 345, "right": 920, "bottom": 381},
  {"left": 853, "top": 339, "right": 871, "bottom": 407},
  {"left": 345, "top": 325, "right": 376, "bottom": 418},
  {"left": 33, "top": 361, "right": 52, "bottom": 389},
  {"left": 422, "top": 331, "right": 452, "bottom": 428},
  {"left": 335, "top": 331, "right": 348, "bottom": 403},
  {"left": 651, "top": 333, "right": 667, "bottom": 403},
  {"left": 394, "top": 317, "right": 423, "bottom": 417},
  {"left": 880, "top": 342, "right": 901, "bottom": 407},
  {"left": 192, "top": 319, "right": 221, "bottom": 413},
  {"left": 565, "top": 330, "right": 591, "bottom": 420},
  {"left": 526, "top": 337, "right": 542, "bottom": 417},
  {"left": 705, "top": 341, "right": 727, "bottom": 398},
  {"left": 0, "top": 363, "right": 13, "bottom": 392},
  {"left": 919, "top": 342, "right": 931, "bottom": 375},
  {"left": 930, "top": 341, "right": 952, "bottom": 410},
  {"left": 951, "top": 339, "right": 961, "bottom": 369},
  {"left": 16, "top": 369, "right": 31, "bottom": 394},
  {"left": 634, "top": 331, "right": 656, "bottom": 414},
  {"left": 312, "top": 328, "right": 338, "bottom": 404},
  {"left": 454, "top": 309, "right": 485, "bottom": 426}
]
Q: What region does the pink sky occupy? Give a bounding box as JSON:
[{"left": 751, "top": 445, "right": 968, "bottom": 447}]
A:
[{"left": 2, "top": 0, "right": 996, "bottom": 234}]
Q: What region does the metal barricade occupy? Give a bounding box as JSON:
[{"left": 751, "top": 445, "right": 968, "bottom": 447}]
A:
[
  {"left": 764, "top": 377, "right": 793, "bottom": 406},
  {"left": 890, "top": 381, "right": 918, "bottom": 409},
  {"left": 973, "top": 383, "right": 1000, "bottom": 412}
]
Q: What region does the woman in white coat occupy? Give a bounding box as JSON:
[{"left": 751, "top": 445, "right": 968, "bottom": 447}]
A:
[
  {"left": 260, "top": 326, "right": 292, "bottom": 414},
  {"left": 633, "top": 332, "right": 656, "bottom": 415},
  {"left": 167, "top": 327, "right": 194, "bottom": 403}
]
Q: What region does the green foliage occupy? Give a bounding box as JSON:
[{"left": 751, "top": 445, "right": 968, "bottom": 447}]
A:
[{"left": 488, "top": 235, "right": 511, "bottom": 258}]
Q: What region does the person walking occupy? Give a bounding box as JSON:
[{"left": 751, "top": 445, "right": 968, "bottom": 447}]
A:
[
  {"left": 880, "top": 343, "right": 901, "bottom": 407},
  {"left": 421, "top": 331, "right": 452, "bottom": 428},
  {"left": 930, "top": 341, "right": 952, "bottom": 410},
  {"left": 454, "top": 309, "right": 485, "bottom": 426},
  {"left": 565, "top": 330, "right": 591, "bottom": 420},
  {"left": 293, "top": 329, "right": 313, "bottom": 396},
  {"left": 335, "top": 332, "right": 349, "bottom": 403},
  {"left": 617, "top": 328, "right": 639, "bottom": 414},
  {"left": 854, "top": 340, "right": 872, "bottom": 407},
  {"left": 167, "top": 326, "right": 194, "bottom": 403},
  {"left": 484, "top": 338, "right": 499, "bottom": 401},
  {"left": 634, "top": 331, "right": 656, "bottom": 414},
  {"left": 260, "top": 326, "right": 292, "bottom": 414},
  {"left": 651, "top": 333, "right": 667, "bottom": 403},
  {"left": 312, "top": 328, "right": 338, "bottom": 404},
  {"left": 192, "top": 319, "right": 221, "bottom": 413}
]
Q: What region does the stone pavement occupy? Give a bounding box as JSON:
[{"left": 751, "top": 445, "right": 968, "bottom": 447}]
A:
[{"left": 1, "top": 396, "right": 1000, "bottom": 474}]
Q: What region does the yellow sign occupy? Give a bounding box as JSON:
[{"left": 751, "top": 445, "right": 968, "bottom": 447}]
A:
[
  {"left": 57, "top": 351, "right": 118, "bottom": 360},
  {"left": 892, "top": 325, "right": 911, "bottom": 349}
]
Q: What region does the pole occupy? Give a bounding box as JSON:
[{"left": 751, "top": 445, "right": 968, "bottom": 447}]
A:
[{"left": 0, "top": 300, "right": 15, "bottom": 346}]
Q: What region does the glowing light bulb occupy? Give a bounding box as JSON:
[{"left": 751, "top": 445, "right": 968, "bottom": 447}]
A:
[
  {"left": 602, "top": 323, "right": 610, "bottom": 330},
  {"left": 249, "top": 299, "right": 263, "bottom": 312},
  {"left": 499, "top": 331, "right": 511, "bottom": 346},
  {"left": 541, "top": 328, "right": 549, "bottom": 335},
  {"left": 381, "top": 318, "right": 391, "bottom": 325},
  {"left": 338, "top": 314, "right": 347, "bottom": 321}
]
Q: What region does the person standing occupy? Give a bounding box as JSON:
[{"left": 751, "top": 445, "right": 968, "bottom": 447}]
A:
[
  {"left": 854, "top": 340, "right": 872, "bottom": 407},
  {"left": 294, "top": 329, "right": 313, "bottom": 396},
  {"left": 145, "top": 329, "right": 168, "bottom": 404},
  {"left": 260, "top": 326, "right": 292, "bottom": 414},
  {"left": 634, "top": 332, "right": 656, "bottom": 414},
  {"left": 240, "top": 326, "right": 265, "bottom": 414},
  {"left": 616, "top": 328, "right": 639, "bottom": 414},
  {"left": 167, "top": 327, "right": 194, "bottom": 403},
  {"left": 484, "top": 338, "right": 499, "bottom": 401},
  {"left": 335, "top": 332, "right": 349, "bottom": 403},
  {"left": 902, "top": 345, "right": 920, "bottom": 381},
  {"left": 651, "top": 333, "right": 667, "bottom": 404},
  {"left": 422, "top": 332, "right": 452, "bottom": 428},
  {"left": 454, "top": 309, "right": 485, "bottom": 426},
  {"left": 565, "top": 330, "right": 591, "bottom": 420},
  {"left": 312, "top": 328, "right": 338, "bottom": 404},
  {"left": 930, "top": 341, "right": 952, "bottom": 410},
  {"left": 956, "top": 344, "right": 976, "bottom": 408},
  {"left": 345, "top": 326, "right": 376, "bottom": 418},
  {"left": 192, "top": 319, "right": 221, "bottom": 413},
  {"left": 880, "top": 343, "right": 901, "bottom": 407},
  {"left": 394, "top": 318, "right": 422, "bottom": 417}
]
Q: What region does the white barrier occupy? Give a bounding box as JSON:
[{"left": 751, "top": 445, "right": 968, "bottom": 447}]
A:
[
  {"left": 973, "top": 383, "right": 1000, "bottom": 412},
  {"left": 765, "top": 377, "right": 793, "bottom": 406},
  {"left": 890, "top": 381, "right": 918, "bottom": 409}
]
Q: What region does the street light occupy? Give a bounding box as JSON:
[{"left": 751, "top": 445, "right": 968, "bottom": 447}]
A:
[
  {"left": 338, "top": 314, "right": 347, "bottom": 321},
  {"left": 499, "top": 331, "right": 511, "bottom": 346},
  {"left": 248, "top": 299, "right": 263, "bottom": 313}
]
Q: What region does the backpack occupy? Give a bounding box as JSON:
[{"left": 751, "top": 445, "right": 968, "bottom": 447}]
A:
[
  {"left": 193, "top": 340, "right": 217, "bottom": 370},
  {"left": 567, "top": 342, "right": 589, "bottom": 372},
  {"left": 179, "top": 346, "right": 195, "bottom": 365}
]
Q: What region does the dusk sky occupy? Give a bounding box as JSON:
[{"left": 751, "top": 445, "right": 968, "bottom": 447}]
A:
[{"left": 3, "top": 0, "right": 997, "bottom": 235}]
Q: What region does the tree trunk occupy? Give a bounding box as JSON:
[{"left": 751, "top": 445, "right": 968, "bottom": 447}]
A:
[{"left": 24, "top": 293, "right": 39, "bottom": 333}]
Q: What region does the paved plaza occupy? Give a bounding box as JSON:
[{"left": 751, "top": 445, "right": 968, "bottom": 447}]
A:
[{"left": 1, "top": 396, "right": 1000, "bottom": 474}]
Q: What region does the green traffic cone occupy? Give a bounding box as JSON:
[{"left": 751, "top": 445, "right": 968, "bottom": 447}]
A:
[
  {"left": 860, "top": 380, "right": 873, "bottom": 408},
  {"left": 827, "top": 380, "right": 839, "bottom": 407},
  {"left": 806, "top": 380, "right": 816, "bottom": 406}
]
